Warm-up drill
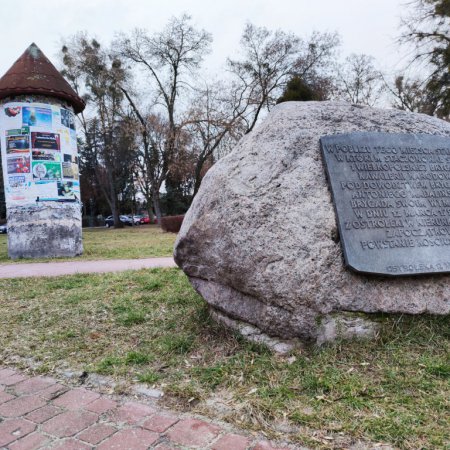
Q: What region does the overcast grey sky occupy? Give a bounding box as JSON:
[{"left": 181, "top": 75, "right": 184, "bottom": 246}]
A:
[{"left": 1, "top": 0, "right": 408, "bottom": 78}]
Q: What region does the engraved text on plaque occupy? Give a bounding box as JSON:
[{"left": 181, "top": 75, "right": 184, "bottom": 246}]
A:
[{"left": 320, "top": 132, "right": 450, "bottom": 275}]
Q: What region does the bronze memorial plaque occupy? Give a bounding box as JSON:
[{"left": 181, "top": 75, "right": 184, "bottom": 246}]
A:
[{"left": 320, "top": 132, "right": 450, "bottom": 276}]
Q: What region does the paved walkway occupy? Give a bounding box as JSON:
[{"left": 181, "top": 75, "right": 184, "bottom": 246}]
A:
[
  {"left": 0, "top": 258, "right": 177, "bottom": 279},
  {"left": 0, "top": 367, "right": 297, "bottom": 450}
]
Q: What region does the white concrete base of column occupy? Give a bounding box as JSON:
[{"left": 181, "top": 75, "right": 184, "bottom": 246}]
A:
[{"left": 7, "top": 202, "right": 82, "bottom": 259}]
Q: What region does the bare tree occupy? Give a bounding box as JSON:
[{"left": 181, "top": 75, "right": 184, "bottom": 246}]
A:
[
  {"left": 292, "top": 30, "right": 341, "bottom": 99},
  {"left": 399, "top": 0, "right": 449, "bottom": 118},
  {"left": 183, "top": 81, "right": 246, "bottom": 196},
  {"left": 227, "top": 23, "right": 301, "bottom": 133},
  {"left": 400, "top": 0, "right": 449, "bottom": 69},
  {"left": 115, "top": 14, "right": 213, "bottom": 220},
  {"left": 336, "top": 53, "right": 384, "bottom": 106},
  {"left": 61, "top": 35, "right": 135, "bottom": 227},
  {"left": 126, "top": 106, "right": 169, "bottom": 222},
  {"left": 227, "top": 24, "right": 340, "bottom": 133},
  {"left": 386, "top": 75, "right": 439, "bottom": 114}
]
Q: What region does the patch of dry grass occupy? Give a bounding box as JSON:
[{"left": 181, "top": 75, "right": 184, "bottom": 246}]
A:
[
  {"left": 0, "top": 269, "right": 448, "bottom": 449},
  {"left": 0, "top": 225, "right": 176, "bottom": 263}
]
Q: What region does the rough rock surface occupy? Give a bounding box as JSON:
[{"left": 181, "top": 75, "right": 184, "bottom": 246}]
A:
[
  {"left": 174, "top": 101, "right": 450, "bottom": 342},
  {"left": 7, "top": 202, "right": 82, "bottom": 259}
]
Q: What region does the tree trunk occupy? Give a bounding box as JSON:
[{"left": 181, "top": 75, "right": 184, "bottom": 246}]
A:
[
  {"left": 152, "top": 188, "right": 162, "bottom": 226},
  {"left": 193, "top": 157, "right": 206, "bottom": 198},
  {"left": 88, "top": 198, "right": 95, "bottom": 228},
  {"left": 145, "top": 194, "right": 155, "bottom": 224},
  {"left": 112, "top": 198, "right": 123, "bottom": 229},
  {"left": 108, "top": 171, "right": 123, "bottom": 229}
]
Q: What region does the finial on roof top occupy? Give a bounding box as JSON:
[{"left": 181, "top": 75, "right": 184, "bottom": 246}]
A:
[{"left": 27, "top": 43, "right": 41, "bottom": 59}]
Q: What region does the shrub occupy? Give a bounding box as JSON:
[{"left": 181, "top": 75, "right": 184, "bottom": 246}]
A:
[{"left": 160, "top": 215, "right": 184, "bottom": 233}]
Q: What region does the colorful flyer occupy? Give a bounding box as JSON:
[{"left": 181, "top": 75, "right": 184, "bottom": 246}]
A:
[
  {"left": 8, "top": 175, "right": 28, "bottom": 188},
  {"left": 6, "top": 127, "right": 29, "bottom": 136},
  {"left": 22, "top": 106, "right": 52, "bottom": 128},
  {"left": 6, "top": 135, "right": 29, "bottom": 153},
  {"left": 70, "top": 129, "right": 77, "bottom": 144},
  {"left": 32, "top": 150, "right": 61, "bottom": 162},
  {"left": 61, "top": 109, "right": 76, "bottom": 130},
  {"left": 57, "top": 128, "right": 71, "bottom": 152},
  {"left": 7, "top": 155, "right": 31, "bottom": 174},
  {"left": 62, "top": 161, "right": 79, "bottom": 179},
  {"left": 32, "top": 161, "right": 62, "bottom": 180},
  {"left": 7, "top": 189, "right": 28, "bottom": 202},
  {"left": 33, "top": 181, "right": 59, "bottom": 201},
  {"left": 57, "top": 180, "right": 79, "bottom": 199},
  {"left": 31, "top": 132, "right": 60, "bottom": 150},
  {"left": 52, "top": 107, "right": 61, "bottom": 126},
  {"left": 4, "top": 106, "right": 21, "bottom": 118}
]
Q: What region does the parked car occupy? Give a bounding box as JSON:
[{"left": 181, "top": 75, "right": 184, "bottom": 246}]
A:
[
  {"left": 0, "top": 224, "right": 7, "bottom": 234},
  {"left": 133, "top": 214, "right": 146, "bottom": 224},
  {"left": 133, "top": 214, "right": 153, "bottom": 224},
  {"left": 127, "top": 215, "right": 141, "bottom": 225},
  {"left": 104, "top": 215, "right": 133, "bottom": 227}
]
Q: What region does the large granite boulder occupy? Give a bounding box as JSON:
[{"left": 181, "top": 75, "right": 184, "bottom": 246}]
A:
[{"left": 174, "top": 101, "right": 450, "bottom": 344}]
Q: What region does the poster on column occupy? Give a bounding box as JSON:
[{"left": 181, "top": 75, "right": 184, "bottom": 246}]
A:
[{"left": 0, "top": 101, "right": 80, "bottom": 205}]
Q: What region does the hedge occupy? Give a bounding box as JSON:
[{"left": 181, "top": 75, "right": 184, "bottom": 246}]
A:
[{"left": 160, "top": 215, "right": 184, "bottom": 233}]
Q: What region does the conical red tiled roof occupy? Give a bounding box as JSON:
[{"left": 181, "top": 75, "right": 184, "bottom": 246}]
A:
[{"left": 0, "top": 43, "right": 85, "bottom": 114}]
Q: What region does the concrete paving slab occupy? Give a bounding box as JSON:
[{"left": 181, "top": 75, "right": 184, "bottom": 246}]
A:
[{"left": 0, "top": 257, "right": 177, "bottom": 279}]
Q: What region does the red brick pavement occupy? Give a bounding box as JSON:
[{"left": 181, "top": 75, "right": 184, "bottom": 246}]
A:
[{"left": 0, "top": 366, "right": 301, "bottom": 449}]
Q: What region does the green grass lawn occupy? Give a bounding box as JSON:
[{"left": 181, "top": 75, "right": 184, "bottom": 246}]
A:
[
  {"left": 0, "top": 225, "right": 176, "bottom": 263},
  {"left": 0, "top": 268, "right": 448, "bottom": 449}
]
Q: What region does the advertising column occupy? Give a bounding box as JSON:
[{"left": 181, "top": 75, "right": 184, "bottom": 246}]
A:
[
  {"left": 0, "top": 100, "right": 82, "bottom": 258},
  {"left": 0, "top": 43, "right": 85, "bottom": 259}
]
